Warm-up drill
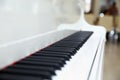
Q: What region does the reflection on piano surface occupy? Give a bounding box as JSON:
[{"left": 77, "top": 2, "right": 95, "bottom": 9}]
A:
[{"left": 0, "top": 0, "right": 106, "bottom": 80}]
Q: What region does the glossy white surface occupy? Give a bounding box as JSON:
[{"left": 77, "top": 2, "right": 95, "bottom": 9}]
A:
[
  {"left": 0, "top": 0, "right": 57, "bottom": 44},
  {"left": 0, "top": 0, "right": 83, "bottom": 45}
]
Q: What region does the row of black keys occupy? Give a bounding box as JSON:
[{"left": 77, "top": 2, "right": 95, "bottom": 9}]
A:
[{"left": 0, "top": 31, "right": 93, "bottom": 80}]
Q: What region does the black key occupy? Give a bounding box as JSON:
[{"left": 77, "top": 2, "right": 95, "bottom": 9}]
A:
[
  {"left": 51, "top": 41, "right": 82, "bottom": 50},
  {"left": 8, "top": 64, "right": 56, "bottom": 75},
  {"left": 62, "top": 31, "right": 93, "bottom": 42},
  {"left": 26, "top": 56, "right": 66, "bottom": 64},
  {"left": 17, "top": 60, "right": 61, "bottom": 70},
  {"left": 1, "top": 68, "right": 51, "bottom": 79},
  {"left": 33, "top": 53, "right": 70, "bottom": 60},
  {"left": 39, "top": 51, "right": 72, "bottom": 58},
  {"left": 71, "top": 31, "right": 93, "bottom": 36},
  {"left": 0, "top": 73, "right": 43, "bottom": 80},
  {"left": 58, "top": 40, "right": 84, "bottom": 44},
  {"left": 42, "top": 47, "right": 76, "bottom": 55},
  {"left": 63, "top": 37, "right": 87, "bottom": 42},
  {"left": 23, "top": 58, "right": 64, "bottom": 67}
]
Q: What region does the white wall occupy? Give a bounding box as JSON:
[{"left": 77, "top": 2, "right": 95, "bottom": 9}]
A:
[{"left": 0, "top": 0, "right": 57, "bottom": 44}]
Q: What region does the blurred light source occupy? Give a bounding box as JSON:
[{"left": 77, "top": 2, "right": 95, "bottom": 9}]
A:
[{"left": 99, "top": 13, "right": 104, "bottom": 17}]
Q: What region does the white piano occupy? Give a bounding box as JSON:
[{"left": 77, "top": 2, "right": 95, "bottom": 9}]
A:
[{"left": 0, "top": 0, "right": 106, "bottom": 80}]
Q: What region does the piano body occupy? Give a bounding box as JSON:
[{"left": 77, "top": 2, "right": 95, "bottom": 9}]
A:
[{"left": 0, "top": 0, "right": 106, "bottom": 80}]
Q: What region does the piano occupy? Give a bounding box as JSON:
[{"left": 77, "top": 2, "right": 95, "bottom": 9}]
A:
[{"left": 0, "top": 0, "right": 106, "bottom": 80}]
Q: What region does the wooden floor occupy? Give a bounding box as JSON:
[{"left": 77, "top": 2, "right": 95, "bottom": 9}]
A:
[{"left": 103, "top": 41, "right": 120, "bottom": 80}]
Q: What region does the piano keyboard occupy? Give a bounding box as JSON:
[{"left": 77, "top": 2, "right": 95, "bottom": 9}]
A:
[{"left": 0, "top": 31, "right": 93, "bottom": 80}]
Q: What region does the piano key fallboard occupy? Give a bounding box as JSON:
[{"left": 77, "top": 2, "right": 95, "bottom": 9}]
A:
[{"left": 0, "top": 31, "right": 93, "bottom": 80}]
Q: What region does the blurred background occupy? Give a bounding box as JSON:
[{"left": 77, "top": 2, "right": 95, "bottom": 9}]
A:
[
  {"left": 84, "top": 0, "right": 120, "bottom": 41},
  {"left": 84, "top": 0, "right": 120, "bottom": 80}
]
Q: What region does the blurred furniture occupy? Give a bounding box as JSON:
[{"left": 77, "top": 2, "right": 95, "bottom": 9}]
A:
[
  {"left": 85, "top": 14, "right": 120, "bottom": 33},
  {"left": 98, "top": 15, "right": 113, "bottom": 32}
]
